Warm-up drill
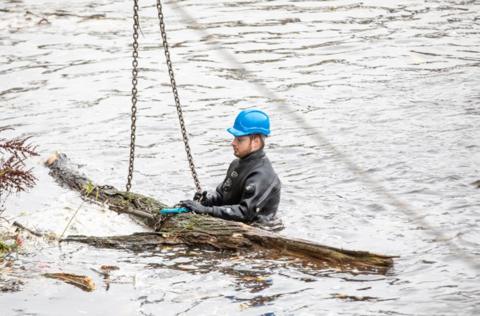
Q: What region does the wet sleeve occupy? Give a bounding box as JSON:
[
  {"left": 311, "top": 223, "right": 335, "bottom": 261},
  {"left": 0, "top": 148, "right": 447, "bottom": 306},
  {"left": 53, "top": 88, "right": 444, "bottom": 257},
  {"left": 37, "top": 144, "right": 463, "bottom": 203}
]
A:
[{"left": 210, "top": 171, "right": 279, "bottom": 223}]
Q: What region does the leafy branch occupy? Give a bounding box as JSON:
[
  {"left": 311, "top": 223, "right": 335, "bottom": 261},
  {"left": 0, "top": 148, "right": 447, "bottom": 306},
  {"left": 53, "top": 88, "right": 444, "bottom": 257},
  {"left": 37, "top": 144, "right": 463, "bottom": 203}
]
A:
[{"left": 0, "top": 126, "right": 39, "bottom": 213}]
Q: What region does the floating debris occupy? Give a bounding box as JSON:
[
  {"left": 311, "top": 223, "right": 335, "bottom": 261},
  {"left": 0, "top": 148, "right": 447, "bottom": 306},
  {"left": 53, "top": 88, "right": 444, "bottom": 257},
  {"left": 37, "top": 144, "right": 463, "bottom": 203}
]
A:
[
  {"left": 331, "top": 293, "right": 396, "bottom": 302},
  {"left": 44, "top": 272, "right": 95, "bottom": 292}
]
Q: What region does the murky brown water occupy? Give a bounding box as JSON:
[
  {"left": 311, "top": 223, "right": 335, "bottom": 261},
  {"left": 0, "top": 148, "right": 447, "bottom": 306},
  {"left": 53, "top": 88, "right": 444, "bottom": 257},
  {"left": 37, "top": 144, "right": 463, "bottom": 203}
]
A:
[{"left": 1, "top": 0, "right": 479, "bottom": 315}]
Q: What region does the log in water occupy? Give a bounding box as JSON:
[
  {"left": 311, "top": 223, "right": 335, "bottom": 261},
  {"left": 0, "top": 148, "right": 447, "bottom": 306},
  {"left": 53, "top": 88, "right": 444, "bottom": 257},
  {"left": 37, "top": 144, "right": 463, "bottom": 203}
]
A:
[{"left": 46, "top": 152, "right": 394, "bottom": 274}]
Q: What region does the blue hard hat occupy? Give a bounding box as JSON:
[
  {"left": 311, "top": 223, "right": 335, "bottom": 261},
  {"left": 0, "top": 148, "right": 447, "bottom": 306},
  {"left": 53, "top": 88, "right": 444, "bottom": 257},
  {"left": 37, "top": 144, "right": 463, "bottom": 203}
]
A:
[{"left": 227, "top": 109, "right": 271, "bottom": 137}]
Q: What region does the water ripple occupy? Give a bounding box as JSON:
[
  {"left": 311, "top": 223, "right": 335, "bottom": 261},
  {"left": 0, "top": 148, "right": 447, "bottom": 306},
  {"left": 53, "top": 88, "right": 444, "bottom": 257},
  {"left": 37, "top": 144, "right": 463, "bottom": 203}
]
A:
[{"left": 1, "top": 0, "right": 479, "bottom": 315}]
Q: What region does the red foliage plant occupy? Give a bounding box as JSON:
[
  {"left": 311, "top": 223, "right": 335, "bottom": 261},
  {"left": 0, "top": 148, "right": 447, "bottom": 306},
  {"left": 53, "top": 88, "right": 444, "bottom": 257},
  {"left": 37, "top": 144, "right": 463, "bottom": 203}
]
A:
[{"left": 0, "top": 126, "right": 39, "bottom": 198}]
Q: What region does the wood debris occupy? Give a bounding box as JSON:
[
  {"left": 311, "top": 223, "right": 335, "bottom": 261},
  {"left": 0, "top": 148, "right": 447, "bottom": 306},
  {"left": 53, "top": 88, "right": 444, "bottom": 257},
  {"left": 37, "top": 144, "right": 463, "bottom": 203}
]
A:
[{"left": 44, "top": 272, "right": 95, "bottom": 292}]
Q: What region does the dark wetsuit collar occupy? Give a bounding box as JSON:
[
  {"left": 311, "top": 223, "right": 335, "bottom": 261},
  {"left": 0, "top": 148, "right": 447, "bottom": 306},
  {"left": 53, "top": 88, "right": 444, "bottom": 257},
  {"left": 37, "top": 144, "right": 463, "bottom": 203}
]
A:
[{"left": 239, "top": 149, "right": 265, "bottom": 163}]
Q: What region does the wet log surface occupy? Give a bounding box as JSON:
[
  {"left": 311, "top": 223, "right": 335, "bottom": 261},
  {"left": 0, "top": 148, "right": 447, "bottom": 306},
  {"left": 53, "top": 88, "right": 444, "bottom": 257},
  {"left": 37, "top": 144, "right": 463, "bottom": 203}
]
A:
[{"left": 45, "top": 153, "right": 395, "bottom": 274}]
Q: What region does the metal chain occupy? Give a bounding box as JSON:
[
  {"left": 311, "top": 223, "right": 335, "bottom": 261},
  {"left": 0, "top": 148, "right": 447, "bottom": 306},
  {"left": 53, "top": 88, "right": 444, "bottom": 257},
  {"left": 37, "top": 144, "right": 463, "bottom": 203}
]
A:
[
  {"left": 126, "top": 0, "right": 140, "bottom": 192},
  {"left": 155, "top": 0, "right": 202, "bottom": 193}
]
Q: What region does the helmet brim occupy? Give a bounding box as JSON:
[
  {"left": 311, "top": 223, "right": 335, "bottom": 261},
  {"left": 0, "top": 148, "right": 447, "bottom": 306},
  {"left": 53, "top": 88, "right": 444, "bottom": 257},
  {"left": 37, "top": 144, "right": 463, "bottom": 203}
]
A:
[{"left": 227, "top": 127, "right": 249, "bottom": 137}]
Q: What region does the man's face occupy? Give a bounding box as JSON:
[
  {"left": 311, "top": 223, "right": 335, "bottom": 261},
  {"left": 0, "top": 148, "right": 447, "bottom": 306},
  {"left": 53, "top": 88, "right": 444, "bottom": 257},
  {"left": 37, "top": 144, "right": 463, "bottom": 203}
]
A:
[{"left": 231, "top": 136, "right": 253, "bottom": 158}]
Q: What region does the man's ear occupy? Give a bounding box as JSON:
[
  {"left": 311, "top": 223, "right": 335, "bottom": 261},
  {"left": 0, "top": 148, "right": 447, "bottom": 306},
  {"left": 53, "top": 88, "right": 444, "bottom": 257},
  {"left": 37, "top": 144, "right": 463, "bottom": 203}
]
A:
[{"left": 252, "top": 135, "right": 261, "bottom": 147}]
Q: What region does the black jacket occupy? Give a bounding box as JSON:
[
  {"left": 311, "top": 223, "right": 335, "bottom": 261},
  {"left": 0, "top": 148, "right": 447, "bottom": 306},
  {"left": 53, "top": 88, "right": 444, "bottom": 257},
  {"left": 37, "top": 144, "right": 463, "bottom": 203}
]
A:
[{"left": 203, "top": 149, "right": 281, "bottom": 224}]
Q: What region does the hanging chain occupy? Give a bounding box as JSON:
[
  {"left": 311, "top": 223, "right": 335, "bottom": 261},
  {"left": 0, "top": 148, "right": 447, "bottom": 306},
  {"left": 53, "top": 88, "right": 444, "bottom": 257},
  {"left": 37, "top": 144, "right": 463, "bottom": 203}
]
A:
[
  {"left": 155, "top": 0, "right": 202, "bottom": 193},
  {"left": 126, "top": 0, "right": 140, "bottom": 192}
]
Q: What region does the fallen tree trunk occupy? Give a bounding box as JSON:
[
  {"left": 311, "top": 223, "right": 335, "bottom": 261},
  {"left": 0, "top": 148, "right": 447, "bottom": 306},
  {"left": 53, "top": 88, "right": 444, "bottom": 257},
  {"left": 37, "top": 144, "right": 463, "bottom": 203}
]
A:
[{"left": 45, "top": 153, "right": 395, "bottom": 274}]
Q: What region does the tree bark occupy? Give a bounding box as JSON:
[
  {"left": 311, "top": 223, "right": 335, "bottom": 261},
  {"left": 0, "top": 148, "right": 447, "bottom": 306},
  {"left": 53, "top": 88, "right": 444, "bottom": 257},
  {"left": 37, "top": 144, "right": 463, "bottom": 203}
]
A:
[{"left": 45, "top": 153, "right": 395, "bottom": 274}]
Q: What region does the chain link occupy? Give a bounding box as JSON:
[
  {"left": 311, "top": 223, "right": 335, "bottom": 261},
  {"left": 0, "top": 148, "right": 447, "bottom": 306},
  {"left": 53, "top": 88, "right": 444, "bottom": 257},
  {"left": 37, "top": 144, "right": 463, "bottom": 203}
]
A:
[
  {"left": 155, "top": 0, "right": 202, "bottom": 193},
  {"left": 126, "top": 0, "right": 140, "bottom": 192}
]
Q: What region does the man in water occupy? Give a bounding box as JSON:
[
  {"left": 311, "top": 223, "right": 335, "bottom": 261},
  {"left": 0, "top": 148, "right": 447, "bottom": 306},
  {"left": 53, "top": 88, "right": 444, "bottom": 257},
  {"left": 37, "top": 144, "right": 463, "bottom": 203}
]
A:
[{"left": 180, "top": 109, "right": 281, "bottom": 228}]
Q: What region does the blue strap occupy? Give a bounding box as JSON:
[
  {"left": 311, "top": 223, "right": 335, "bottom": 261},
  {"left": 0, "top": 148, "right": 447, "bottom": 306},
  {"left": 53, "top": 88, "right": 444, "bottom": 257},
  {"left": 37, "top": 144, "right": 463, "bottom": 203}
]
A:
[{"left": 159, "top": 207, "right": 190, "bottom": 214}]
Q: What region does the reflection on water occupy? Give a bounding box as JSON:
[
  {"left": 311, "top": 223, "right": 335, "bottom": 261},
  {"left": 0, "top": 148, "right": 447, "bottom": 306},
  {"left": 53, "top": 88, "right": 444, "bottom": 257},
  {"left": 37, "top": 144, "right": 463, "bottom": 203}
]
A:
[{"left": 1, "top": 0, "right": 479, "bottom": 315}]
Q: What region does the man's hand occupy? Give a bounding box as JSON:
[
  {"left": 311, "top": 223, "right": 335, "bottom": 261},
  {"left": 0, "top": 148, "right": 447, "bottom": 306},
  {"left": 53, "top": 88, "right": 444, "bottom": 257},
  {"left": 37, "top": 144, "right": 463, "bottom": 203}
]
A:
[
  {"left": 193, "top": 191, "right": 203, "bottom": 201},
  {"left": 192, "top": 191, "right": 215, "bottom": 206},
  {"left": 179, "top": 200, "right": 212, "bottom": 215}
]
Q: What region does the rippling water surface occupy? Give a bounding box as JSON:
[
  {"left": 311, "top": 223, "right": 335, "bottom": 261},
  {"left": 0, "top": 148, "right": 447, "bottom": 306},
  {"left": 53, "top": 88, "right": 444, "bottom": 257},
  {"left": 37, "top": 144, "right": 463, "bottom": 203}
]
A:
[{"left": 1, "top": 0, "right": 479, "bottom": 315}]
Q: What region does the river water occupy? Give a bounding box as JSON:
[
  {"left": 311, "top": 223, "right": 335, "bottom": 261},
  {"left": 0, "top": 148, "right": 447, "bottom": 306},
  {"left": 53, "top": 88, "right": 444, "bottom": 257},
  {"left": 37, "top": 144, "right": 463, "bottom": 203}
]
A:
[{"left": 1, "top": 0, "right": 479, "bottom": 315}]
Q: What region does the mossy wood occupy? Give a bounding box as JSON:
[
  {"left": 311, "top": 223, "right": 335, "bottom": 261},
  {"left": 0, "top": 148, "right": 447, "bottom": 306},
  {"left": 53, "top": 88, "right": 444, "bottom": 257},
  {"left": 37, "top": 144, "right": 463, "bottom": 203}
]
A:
[{"left": 45, "top": 153, "right": 395, "bottom": 274}]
